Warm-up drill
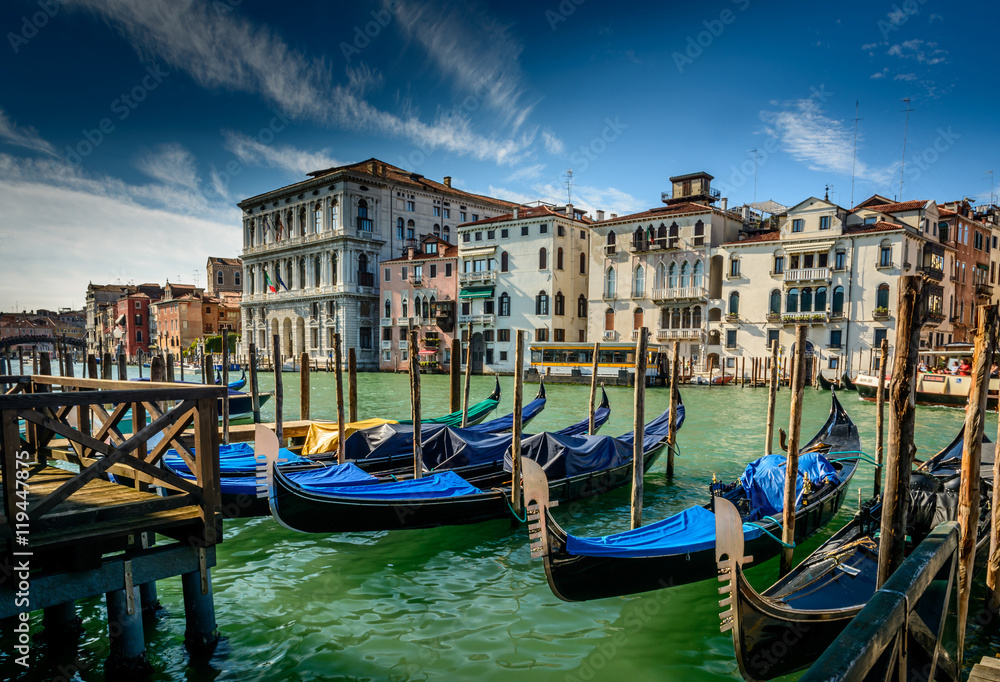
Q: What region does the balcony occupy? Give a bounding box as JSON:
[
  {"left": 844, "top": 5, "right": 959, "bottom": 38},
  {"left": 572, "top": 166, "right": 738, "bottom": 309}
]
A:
[
  {"left": 604, "top": 245, "right": 617, "bottom": 256},
  {"left": 411, "top": 275, "right": 424, "bottom": 287},
  {"left": 976, "top": 283, "right": 993, "bottom": 298},
  {"left": 828, "top": 311, "right": 846, "bottom": 321},
  {"left": 782, "top": 312, "right": 829, "bottom": 324},
  {"left": 357, "top": 217, "right": 374, "bottom": 232},
  {"left": 458, "top": 314, "right": 495, "bottom": 325},
  {"left": 876, "top": 260, "right": 895, "bottom": 271},
  {"left": 652, "top": 286, "right": 707, "bottom": 302},
  {"left": 380, "top": 317, "right": 393, "bottom": 326},
  {"left": 395, "top": 316, "right": 420, "bottom": 326},
  {"left": 380, "top": 340, "right": 391, "bottom": 350},
  {"left": 399, "top": 339, "right": 408, "bottom": 350},
  {"left": 916, "top": 265, "right": 944, "bottom": 281},
  {"left": 459, "top": 271, "right": 497, "bottom": 284},
  {"left": 766, "top": 312, "right": 781, "bottom": 322},
  {"left": 873, "top": 308, "right": 891, "bottom": 320},
  {"left": 602, "top": 290, "right": 617, "bottom": 301},
  {"left": 726, "top": 313, "right": 739, "bottom": 322},
  {"left": 656, "top": 327, "right": 705, "bottom": 340},
  {"left": 631, "top": 329, "right": 642, "bottom": 341},
  {"left": 784, "top": 267, "right": 831, "bottom": 283},
  {"left": 357, "top": 272, "right": 375, "bottom": 288},
  {"left": 631, "top": 288, "right": 645, "bottom": 299},
  {"left": 602, "top": 330, "right": 617, "bottom": 341},
  {"left": 924, "top": 311, "right": 945, "bottom": 326}
]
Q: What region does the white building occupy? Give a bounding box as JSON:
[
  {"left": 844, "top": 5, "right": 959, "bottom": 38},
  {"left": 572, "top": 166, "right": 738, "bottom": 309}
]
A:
[
  {"left": 717, "top": 196, "right": 952, "bottom": 378},
  {"left": 238, "top": 159, "right": 514, "bottom": 368},
  {"left": 455, "top": 204, "right": 593, "bottom": 373},
  {"left": 586, "top": 172, "right": 744, "bottom": 369}
]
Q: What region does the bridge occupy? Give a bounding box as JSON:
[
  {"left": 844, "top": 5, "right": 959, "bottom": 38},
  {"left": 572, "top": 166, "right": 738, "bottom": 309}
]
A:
[{"left": 0, "top": 334, "right": 86, "bottom": 350}]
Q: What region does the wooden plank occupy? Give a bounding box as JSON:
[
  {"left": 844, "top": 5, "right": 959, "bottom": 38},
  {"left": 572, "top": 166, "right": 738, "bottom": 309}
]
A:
[
  {"left": 1, "top": 410, "right": 22, "bottom": 530},
  {"left": 765, "top": 339, "right": 779, "bottom": 455},
  {"left": 334, "top": 333, "right": 346, "bottom": 465},
  {"left": 32, "top": 492, "right": 198, "bottom": 531},
  {"left": 193, "top": 396, "right": 218, "bottom": 546},
  {"left": 0, "top": 385, "right": 223, "bottom": 410},
  {"left": 91, "top": 401, "right": 129, "bottom": 446},
  {"left": 666, "top": 341, "right": 679, "bottom": 478},
  {"left": 875, "top": 338, "right": 888, "bottom": 497}
]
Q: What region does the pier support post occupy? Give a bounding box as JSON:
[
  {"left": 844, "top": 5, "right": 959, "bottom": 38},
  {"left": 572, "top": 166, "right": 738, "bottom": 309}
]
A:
[
  {"left": 450, "top": 338, "right": 461, "bottom": 413},
  {"left": 630, "top": 327, "right": 648, "bottom": 530},
  {"left": 272, "top": 334, "right": 283, "bottom": 445},
  {"left": 348, "top": 348, "right": 358, "bottom": 423},
  {"left": 409, "top": 327, "right": 422, "bottom": 479},
  {"left": 588, "top": 342, "right": 600, "bottom": 435},
  {"left": 249, "top": 343, "right": 261, "bottom": 424},
  {"left": 780, "top": 325, "right": 807, "bottom": 578},
  {"left": 874, "top": 339, "right": 888, "bottom": 497},
  {"left": 878, "top": 276, "right": 924, "bottom": 587},
  {"left": 511, "top": 330, "right": 525, "bottom": 524},
  {"left": 117, "top": 353, "right": 127, "bottom": 381},
  {"left": 41, "top": 600, "right": 82, "bottom": 641},
  {"left": 299, "top": 350, "right": 310, "bottom": 421},
  {"left": 166, "top": 353, "right": 175, "bottom": 383},
  {"left": 765, "top": 341, "right": 779, "bottom": 455},
  {"left": 334, "top": 333, "right": 346, "bottom": 464},
  {"left": 666, "top": 342, "right": 680, "bottom": 479},
  {"left": 140, "top": 581, "right": 161, "bottom": 619},
  {"left": 181, "top": 568, "right": 219, "bottom": 655},
  {"left": 461, "top": 321, "right": 473, "bottom": 427},
  {"left": 105, "top": 584, "right": 151, "bottom": 678},
  {"left": 102, "top": 352, "right": 113, "bottom": 380}
]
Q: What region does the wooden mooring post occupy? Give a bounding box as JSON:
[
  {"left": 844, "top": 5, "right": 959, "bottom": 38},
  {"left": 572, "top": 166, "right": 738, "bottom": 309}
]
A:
[
  {"left": 765, "top": 340, "right": 779, "bottom": 456},
  {"left": 630, "top": 327, "right": 648, "bottom": 530},
  {"left": 348, "top": 347, "right": 358, "bottom": 423},
  {"left": 248, "top": 343, "right": 261, "bottom": 424},
  {"left": 461, "top": 322, "right": 473, "bottom": 427},
  {"left": 299, "top": 350, "right": 310, "bottom": 421},
  {"left": 272, "top": 334, "right": 283, "bottom": 445},
  {"left": 877, "top": 276, "right": 924, "bottom": 587},
  {"left": 511, "top": 330, "right": 525, "bottom": 524},
  {"left": 334, "top": 333, "right": 346, "bottom": 464},
  {"left": 990, "top": 336, "right": 1000, "bottom": 609},
  {"left": 588, "top": 342, "right": 600, "bottom": 435},
  {"left": 409, "top": 327, "right": 423, "bottom": 479},
  {"left": 957, "top": 304, "right": 995, "bottom": 658},
  {"left": 166, "top": 353, "right": 176, "bottom": 383},
  {"left": 222, "top": 332, "right": 231, "bottom": 445},
  {"left": 874, "top": 339, "right": 888, "bottom": 497},
  {"left": 666, "top": 341, "right": 680, "bottom": 479},
  {"left": 450, "top": 337, "right": 461, "bottom": 413},
  {"left": 102, "top": 351, "right": 112, "bottom": 380},
  {"left": 780, "top": 325, "right": 807, "bottom": 577}
]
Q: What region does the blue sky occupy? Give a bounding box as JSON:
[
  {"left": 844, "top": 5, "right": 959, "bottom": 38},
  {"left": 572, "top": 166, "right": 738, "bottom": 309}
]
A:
[{"left": 1, "top": 0, "right": 996, "bottom": 310}]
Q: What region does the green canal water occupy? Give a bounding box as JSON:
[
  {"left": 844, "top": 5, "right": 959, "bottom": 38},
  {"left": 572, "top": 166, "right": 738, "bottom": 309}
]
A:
[{"left": 6, "top": 369, "right": 1000, "bottom": 680}]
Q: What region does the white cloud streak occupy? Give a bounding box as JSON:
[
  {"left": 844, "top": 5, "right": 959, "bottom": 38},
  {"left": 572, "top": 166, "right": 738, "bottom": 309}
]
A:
[
  {"left": 135, "top": 142, "right": 200, "bottom": 189},
  {"left": 222, "top": 131, "right": 341, "bottom": 178},
  {"left": 0, "top": 108, "right": 57, "bottom": 156}
]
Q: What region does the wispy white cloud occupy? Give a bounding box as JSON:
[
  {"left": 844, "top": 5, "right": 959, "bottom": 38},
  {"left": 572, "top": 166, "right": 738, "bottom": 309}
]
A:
[
  {"left": 0, "top": 108, "right": 57, "bottom": 156},
  {"left": 222, "top": 130, "right": 340, "bottom": 178},
  {"left": 389, "top": 0, "right": 537, "bottom": 131},
  {"left": 503, "top": 163, "right": 546, "bottom": 184},
  {"left": 760, "top": 99, "right": 893, "bottom": 185},
  {"left": 887, "top": 39, "right": 948, "bottom": 65},
  {"left": 487, "top": 181, "right": 643, "bottom": 218},
  {"left": 894, "top": 72, "right": 918, "bottom": 81},
  {"left": 65, "top": 0, "right": 532, "bottom": 165},
  {"left": 135, "top": 142, "right": 200, "bottom": 190},
  {"left": 870, "top": 67, "right": 889, "bottom": 79},
  {"left": 541, "top": 129, "right": 565, "bottom": 155}
]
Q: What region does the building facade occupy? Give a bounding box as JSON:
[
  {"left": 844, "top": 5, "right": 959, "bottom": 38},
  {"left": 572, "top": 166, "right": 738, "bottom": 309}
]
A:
[
  {"left": 454, "top": 204, "right": 593, "bottom": 373},
  {"left": 206, "top": 257, "right": 243, "bottom": 296},
  {"left": 114, "top": 293, "right": 152, "bottom": 358},
  {"left": 379, "top": 235, "right": 458, "bottom": 371},
  {"left": 586, "top": 172, "right": 744, "bottom": 368},
  {"left": 238, "top": 158, "right": 515, "bottom": 368}
]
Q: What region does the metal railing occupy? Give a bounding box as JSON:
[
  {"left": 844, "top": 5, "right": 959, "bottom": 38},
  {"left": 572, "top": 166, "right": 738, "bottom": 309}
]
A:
[{"left": 602, "top": 330, "right": 617, "bottom": 341}]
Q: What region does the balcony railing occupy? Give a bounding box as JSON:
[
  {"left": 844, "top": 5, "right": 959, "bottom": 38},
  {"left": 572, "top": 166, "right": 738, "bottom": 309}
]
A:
[
  {"left": 784, "top": 267, "right": 831, "bottom": 283},
  {"left": 828, "top": 311, "right": 846, "bottom": 321},
  {"left": 458, "top": 314, "right": 495, "bottom": 325},
  {"left": 604, "top": 245, "right": 617, "bottom": 256},
  {"left": 782, "top": 312, "right": 829, "bottom": 324},
  {"left": 357, "top": 272, "right": 375, "bottom": 287},
  {"left": 652, "top": 285, "right": 707, "bottom": 302},
  {"left": 655, "top": 327, "right": 705, "bottom": 340},
  {"left": 766, "top": 312, "right": 781, "bottom": 322},
  {"left": 411, "top": 275, "right": 423, "bottom": 286},
  {"left": 357, "top": 217, "right": 374, "bottom": 232},
  {"left": 380, "top": 340, "right": 391, "bottom": 350},
  {"left": 459, "top": 271, "right": 497, "bottom": 284},
  {"left": 602, "top": 290, "right": 617, "bottom": 300},
  {"left": 602, "top": 330, "right": 617, "bottom": 341},
  {"left": 631, "top": 288, "right": 645, "bottom": 299},
  {"left": 380, "top": 317, "right": 393, "bottom": 326},
  {"left": 873, "top": 308, "right": 891, "bottom": 320},
  {"left": 917, "top": 265, "right": 944, "bottom": 281},
  {"left": 399, "top": 339, "right": 408, "bottom": 350},
  {"left": 976, "top": 283, "right": 993, "bottom": 298}
]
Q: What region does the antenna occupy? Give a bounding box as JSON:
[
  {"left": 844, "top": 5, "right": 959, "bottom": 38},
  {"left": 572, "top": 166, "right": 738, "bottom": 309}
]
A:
[
  {"left": 988, "top": 170, "right": 995, "bottom": 206},
  {"left": 851, "top": 101, "right": 861, "bottom": 207},
  {"left": 899, "top": 98, "right": 914, "bottom": 201},
  {"left": 564, "top": 169, "right": 574, "bottom": 204},
  {"left": 193, "top": 270, "right": 200, "bottom": 288},
  {"left": 824, "top": 183, "right": 834, "bottom": 201},
  {"left": 749, "top": 149, "right": 759, "bottom": 203}
]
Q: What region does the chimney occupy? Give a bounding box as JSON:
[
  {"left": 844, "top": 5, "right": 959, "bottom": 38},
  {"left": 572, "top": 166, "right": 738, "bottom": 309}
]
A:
[
  {"left": 443, "top": 176, "right": 452, "bottom": 188},
  {"left": 513, "top": 207, "right": 519, "bottom": 219},
  {"left": 596, "top": 209, "right": 605, "bottom": 221},
  {"left": 720, "top": 197, "right": 728, "bottom": 212},
  {"left": 381, "top": 163, "right": 387, "bottom": 178},
  {"left": 566, "top": 203, "right": 573, "bottom": 218},
  {"left": 611, "top": 213, "right": 618, "bottom": 219}
]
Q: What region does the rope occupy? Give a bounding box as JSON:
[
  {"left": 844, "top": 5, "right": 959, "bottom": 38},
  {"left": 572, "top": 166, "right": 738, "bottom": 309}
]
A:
[
  {"left": 828, "top": 452, "right": 879, "bottom": 466},
  {"left": 496, "top": 487, "right": 527, "bottom": 523},
  {"left": 745, "top": 519, "right": 795, "bottom": 548}
]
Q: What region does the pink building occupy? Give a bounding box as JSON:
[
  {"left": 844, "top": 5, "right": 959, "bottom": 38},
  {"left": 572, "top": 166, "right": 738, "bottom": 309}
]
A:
[{"left": 379, "top": 235, "right": 458, "bottom": 371}]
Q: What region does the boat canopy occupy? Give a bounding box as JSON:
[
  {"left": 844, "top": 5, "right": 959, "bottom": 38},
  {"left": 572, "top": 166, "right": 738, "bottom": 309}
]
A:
[
  {"left": 739, "top": 452, "right": 839, "bottom": 519},
  {"left": 505, "top": 431, "right": 633, "bottom": 480},
  {"left": 292, "top": 470, "right": 483, "bottom": 500},
  {"left": 163, "top": 441, "right": 309, "bottom": 476}
]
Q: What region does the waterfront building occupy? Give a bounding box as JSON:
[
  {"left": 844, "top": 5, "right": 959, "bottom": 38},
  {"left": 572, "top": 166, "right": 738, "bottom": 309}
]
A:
[
  {"left": 454, "top": 204, "right": 592, "bottom": 374},
  {"left": 937, "top": 199, "right": 998, "bottom": 341},
  {"left": 379, "top": 235, "right": 458, "bottom": 371},
  {"left": 206, "top": 256, "right": 244, "bottom": 296},
  {"left": 0, "top": 315, "right": 55, "bottom": 354},
  {"left": 114, "top": 292, "right": 152, "bottom": 359},
  {"left": 586, "top": 172, "right": 744, "bottom": 369},
  {"left": 237, "top": 158, "right": 515, "bottom": 368},
  {"left": 152, "top": 294, "right": 207, "bottom": 354},
  {"left": 717, "top": 195, "right": 953, "bottom": 378},
  {"left": 85, "top": 283, "right": 163, "bottom": 355}
]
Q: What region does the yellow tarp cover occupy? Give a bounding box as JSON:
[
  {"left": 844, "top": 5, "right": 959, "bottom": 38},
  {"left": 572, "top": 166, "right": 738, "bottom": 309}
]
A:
[{"left": 301, "top": 418, "right": 398, "bottom": 456}]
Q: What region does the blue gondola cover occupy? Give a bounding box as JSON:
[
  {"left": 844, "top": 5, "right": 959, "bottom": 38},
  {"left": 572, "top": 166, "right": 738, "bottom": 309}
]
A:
[
  {"left": 739, "top": 452, "right": 839, "bottom": 518},
  {"left": 163, "top": 441, "right": 310, "bottom": 475},
  {"left": 290, "top": 470, "right": 483, "bottom": 500},
  {"left": 505, "top": 431, "right": 633, "bottom": 480}
]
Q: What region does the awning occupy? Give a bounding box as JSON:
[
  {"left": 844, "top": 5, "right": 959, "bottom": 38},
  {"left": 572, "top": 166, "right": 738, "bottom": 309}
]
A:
[
  {"left": 115, "top": 314, "right": 126, "bottom": 325},
  {"left": 460, "top": 286, "right": 495, "bottom": 299}
]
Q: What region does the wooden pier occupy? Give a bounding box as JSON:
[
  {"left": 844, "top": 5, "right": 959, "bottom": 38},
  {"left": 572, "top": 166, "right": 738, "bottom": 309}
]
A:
[{"left": 0, "top": 373, "right": 225, "bottom": 677}]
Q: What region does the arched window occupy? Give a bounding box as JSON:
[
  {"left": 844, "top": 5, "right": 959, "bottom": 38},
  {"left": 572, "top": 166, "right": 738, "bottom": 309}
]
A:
[
  {"left": 801, "top": 287, "right": 813, "bottom": 312},
  {"left": 580, "top": 252, "right": 586, "bottom": 274},
  {"left": 406, "top": 219, "right": 415, "bottom": 240},
  {"left": 693, "top": 260, "right": 704, "bottom": 288},
  {"left": 655, "top": 262, "right": 666, "bottom": 289},
  {"left": 682, "top": 307, "right": 691, "bottom": 328},
  {"left": 433, "top": 223, "right": 441, "bottom": 237},
  {"left": 555, "top": 291, "right": 565, "bottom": 316},
  {"left": 422, "top": 298, "right": 429, "bottom": 319},
  {"left": 402, "top": 297, "right": 408, "bottom": 317},
  {"left": 384, "top": 299, "right": 391, "bottom": 318},
  {"left": 671, "top": 308, "right": 681, "bottom": 329},
  {"left": 500, "top": 251, "right": 509, "bottom": 272},
  {"left": 876, "top": 283, "right": 890, "bottom": 309},
  {"left": 879, "top": 239, "right": 892, "bottom": 267},
  {"left": 557, "top": 247, "right": 564, "bottom": 270},
  {"left": 633, "top": 227, "right": 644, "bottom": 248},
  {"left": 539, "top": 247, "right": 547, "bottom": 270},
  {"left": 729, "top": 256, "right": 740, "bottom": 277},
  {"left": 633, "top": 265, "right": 645, "bottom": 296},
  {"left": 396, "top": 217, "right": 404, "bottom": 240},
  {"left": 314, "top": 206, "right": 322, "bottom": 233},
  {"left": 815, "top": 286, "right": 827, "bottom": 311},
  {"left": 442, "top": 225, "right": 450, "bottom": 242},
  {"left": 680, "top": 262, "right": 690, "bottom": 288},
  {"left": 234, "top": 271, "right": 241, "bottom": 288},
  {"left": 499, "top": 292, "right": 510, "bottom": 316},
  {"left": 578, "top": 295, "right": 587, "bottom": 317},
  {"left": 314, "top": 256, "right": 322, "bottom": 287},
  {"left": 832, "top": 285, "right": 845, "bottom": 314},
  {"left": 633, "top": 307, "right": 644, "bottom": 329},
  {"left": 769, "top": 289, "right": 781, "bottom": 314},
  {"left": 787, "top": 288, "right": 799, "bottom": 313},
  {"left": 298, "top": 257, "right": 306, "bottom": 289},
  {"left": 604, "top": 307, "right": 615, "bottom": 331},
  {"left": 728, "top": 292, "right": 740, "bottom": 316},
  {"left": 357, "top": 199, "right": 368, "bottom": 219},
  {"left": 298, "top": 208, "right": 306, "bottom": 237},
  {"left": 605, "top": 267, "right": 616, "bottom": 297},
  {"left": 692, "top": 305, "right": 702, "bottom": 328},
  {"left": 330, "top": 199, "right": 338, "bottom": 228},
  {"left": 607, "top": 230, "right": 617, "bottom": 246},
  {"left": 657, "top": 223, "right": 667, "bottom": 246},
  {"left": 536, "top": 290, "right": 549, "bottom": 315},
  {"left": 217, "top": 270, "right": 224, "bottom": 285},
  {"left": 331, "top": 252, "right": 338, "bottom": 285},
  {"left": 668, "top": 262, "right": 677, "bottom": 289}
]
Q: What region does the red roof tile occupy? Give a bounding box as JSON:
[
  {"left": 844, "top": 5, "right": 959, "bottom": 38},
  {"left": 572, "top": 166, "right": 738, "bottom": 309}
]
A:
[
  {"left": 384, "top": 236, "right": 458, "bottom": 263},
  {"left": 723, "top": 231, "right": 780, "bottom": 245},
  {"left": 843, "top": 221, "right": 906, "bottom": 235},
  {"left": 592, "top": 201, "right": 719, "bottom": 225},
  {"left": 855, "top": 199, "right": 929, "bottom": 214}
]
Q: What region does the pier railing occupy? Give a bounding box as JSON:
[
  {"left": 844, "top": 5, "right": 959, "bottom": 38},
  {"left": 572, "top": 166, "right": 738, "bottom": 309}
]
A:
[
  {"left": 800, "top": 521, "right": 961, "bottom": 681},
  {"left": 1, "top": 375, "right": 226, "bottom": 551}
]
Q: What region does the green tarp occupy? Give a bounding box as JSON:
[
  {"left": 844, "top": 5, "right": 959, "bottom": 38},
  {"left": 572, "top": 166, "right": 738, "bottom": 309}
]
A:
[{"left": 459, "top": 286, "right": 495, "bottom": 299}]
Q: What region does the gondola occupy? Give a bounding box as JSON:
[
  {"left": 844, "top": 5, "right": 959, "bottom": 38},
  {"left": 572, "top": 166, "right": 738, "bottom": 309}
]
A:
[
  {"left": 396, "top": 376, "right": 502, "bottom": 426},
  {"left": 215, "top": 369, "right": 247, "bottom": 391},
  {"left": 263, "top": 394, "right": 683, "bottom": 533},
  {"left": 717, "top": 426, "right": 994, "bottom": 681},
  {"left": 840, "top": 371, "right": 856, "bottom": 391},
  {"left": 523, "top": 392, "right": 860, "bottom": 602},
  {"left": 816, "top": 373, "right": 838, "bottom": 390}
]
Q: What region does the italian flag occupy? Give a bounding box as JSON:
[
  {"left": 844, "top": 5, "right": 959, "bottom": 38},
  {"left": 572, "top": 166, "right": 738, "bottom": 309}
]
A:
[{"left": 264, "top": 271, "right": 277, "bottom": 293}]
